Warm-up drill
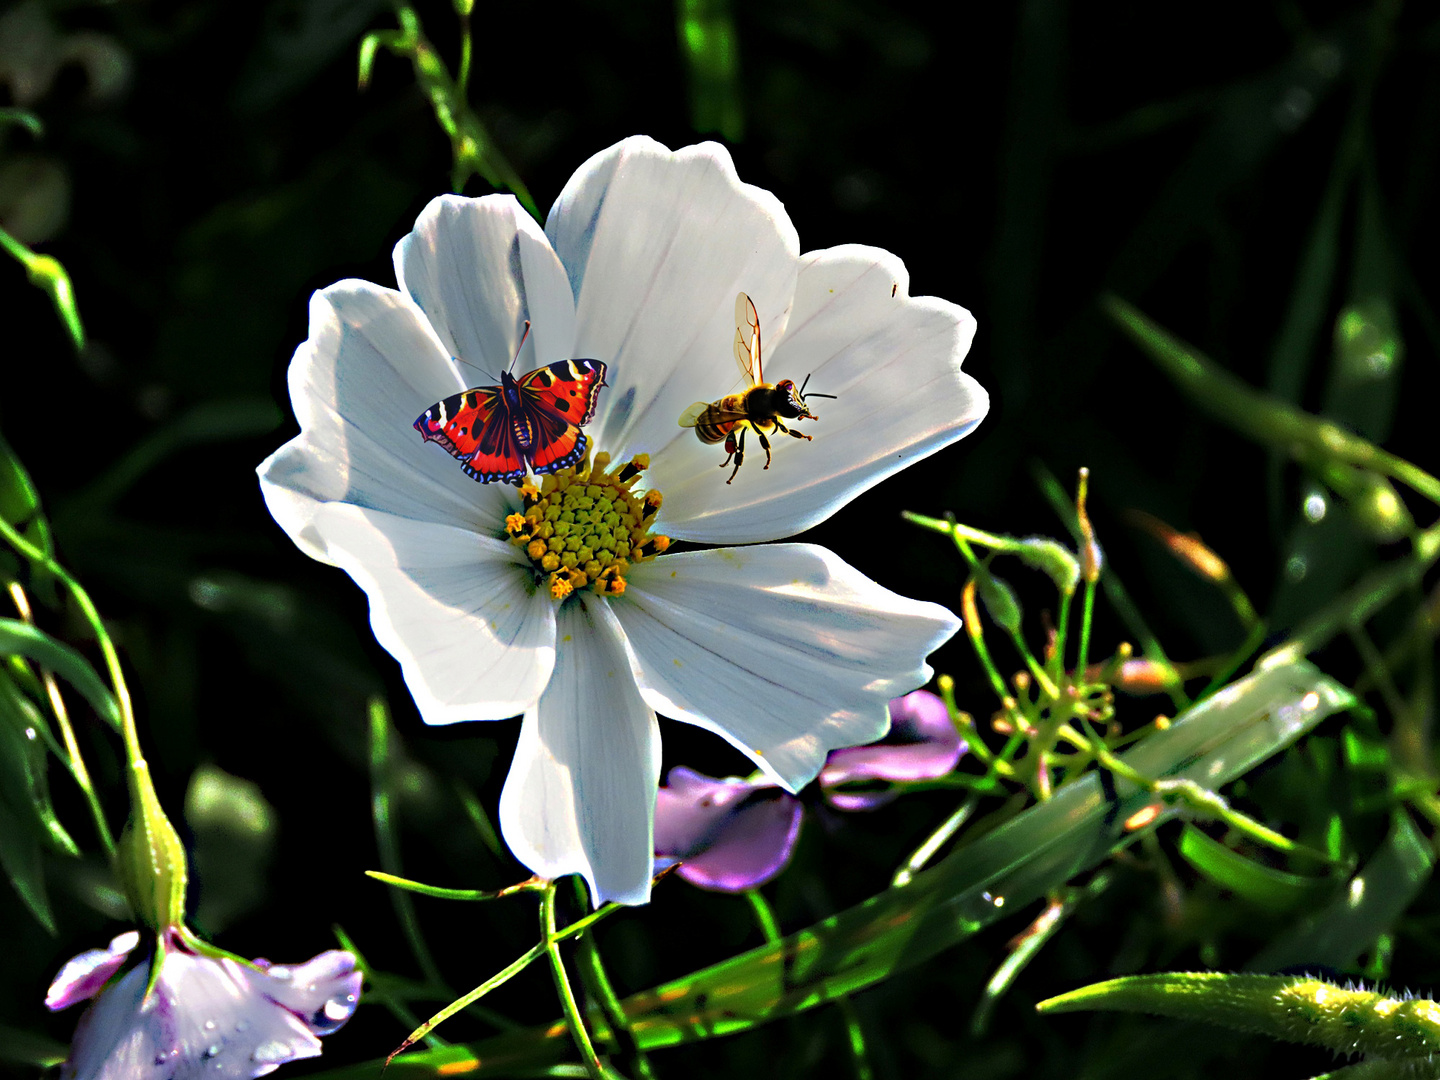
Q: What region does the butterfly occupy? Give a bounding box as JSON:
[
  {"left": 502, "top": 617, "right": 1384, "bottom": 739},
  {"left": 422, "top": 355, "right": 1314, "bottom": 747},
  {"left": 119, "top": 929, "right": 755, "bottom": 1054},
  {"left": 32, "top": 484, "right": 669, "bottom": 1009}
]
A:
[{"left": 414, "top": 344, "right": 608, "bottom": 484}]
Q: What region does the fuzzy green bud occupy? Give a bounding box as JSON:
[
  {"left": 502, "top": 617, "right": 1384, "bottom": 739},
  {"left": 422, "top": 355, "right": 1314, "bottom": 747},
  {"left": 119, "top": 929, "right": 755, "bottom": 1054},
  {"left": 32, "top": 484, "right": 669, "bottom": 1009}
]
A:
[
  {"left": 117, "top": 759, "right": 188, "bottom": 930},
  {"left": 1038, "top": 972, "right": 1440, "bottom": 1063},
  {"left": 971, "top": 569, "right": 1022, "bottom": 635},
  {"left": 1015, "top": 537, "right": 1080, "bottom": 596}
]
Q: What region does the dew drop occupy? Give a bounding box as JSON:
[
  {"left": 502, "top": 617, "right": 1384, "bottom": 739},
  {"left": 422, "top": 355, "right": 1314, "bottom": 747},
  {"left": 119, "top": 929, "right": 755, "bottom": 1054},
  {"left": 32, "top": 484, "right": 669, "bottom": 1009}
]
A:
[
  {"left": 1303, "top": 493, "right": 1327, "bottom": 523},
  {"left": 204, "top": 1019, "right": 217, "bottom": 1031},
  {"left": 202, "top": 1044, "right": 222, "bottom": 1060}
]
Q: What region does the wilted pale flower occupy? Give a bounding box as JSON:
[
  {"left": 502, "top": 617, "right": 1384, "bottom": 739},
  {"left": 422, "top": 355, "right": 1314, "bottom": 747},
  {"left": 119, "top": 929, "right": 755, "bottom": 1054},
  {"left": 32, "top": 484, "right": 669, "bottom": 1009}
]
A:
[
  {"left": 258, "top": 135, "right": 987, "bottom": 905},
  {"left": 655, "top": 690, "right": 965, "bottom": 891},
  {"left": 45, "top": 928, "right": 361, "bottom": 1080}
]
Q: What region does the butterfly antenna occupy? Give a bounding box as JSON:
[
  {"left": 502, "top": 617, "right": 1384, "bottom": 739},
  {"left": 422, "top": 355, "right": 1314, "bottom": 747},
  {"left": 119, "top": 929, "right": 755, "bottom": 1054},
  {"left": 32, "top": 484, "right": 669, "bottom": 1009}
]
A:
[{"left": 507, "top": 320, "right": 533, "bottom": 373}]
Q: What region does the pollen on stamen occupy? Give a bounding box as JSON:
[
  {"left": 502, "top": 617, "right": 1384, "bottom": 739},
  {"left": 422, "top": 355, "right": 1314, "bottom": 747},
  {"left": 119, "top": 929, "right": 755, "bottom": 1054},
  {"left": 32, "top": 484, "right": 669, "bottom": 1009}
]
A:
[{"left": 505, "top": 451, "right": 671, "bottom": 601}]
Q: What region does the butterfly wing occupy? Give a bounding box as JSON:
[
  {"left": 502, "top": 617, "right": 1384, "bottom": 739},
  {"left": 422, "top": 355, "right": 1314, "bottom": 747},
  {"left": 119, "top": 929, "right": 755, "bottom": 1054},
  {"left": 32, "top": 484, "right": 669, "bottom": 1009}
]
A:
[
  {"left": 515, "top": 359, "right": 608, "bottom": 474},
  {"left": 414, "top": 386, "right": 528, "bottom": 484}
]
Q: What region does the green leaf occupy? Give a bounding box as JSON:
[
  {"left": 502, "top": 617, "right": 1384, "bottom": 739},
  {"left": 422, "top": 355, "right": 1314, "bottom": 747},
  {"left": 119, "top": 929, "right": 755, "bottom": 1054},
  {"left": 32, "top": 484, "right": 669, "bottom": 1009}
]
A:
[
  {"left": 1175, "top": 824, "right": 1332, "bottom": 912},
  {"left": 0, "top": 618, "right": 121, "bottom": 732},
  {"left": 0, "top": 802, "right": 56, "bottom": 933},
  {"left": 1246, "top": 809, "right": 1433, "bottom": 972},
  {"left": 0, "top": 1023, "right": 66, "bottom": 1066},
  {"left": 0, "top": 432, "right": 56, "bottom": 598},
  {"left": 0, "top": 674, "right": 79, "bottom": 856},
  {"left": 368, "top": 660, "right": 1351, "bottom": 1073}
]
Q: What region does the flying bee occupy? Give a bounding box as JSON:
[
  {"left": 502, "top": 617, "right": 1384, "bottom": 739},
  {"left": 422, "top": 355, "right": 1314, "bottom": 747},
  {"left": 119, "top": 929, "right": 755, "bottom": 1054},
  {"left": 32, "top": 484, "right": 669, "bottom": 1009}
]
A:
[{"left": 678, "top": 292, "right": 836, "bottom": 484}]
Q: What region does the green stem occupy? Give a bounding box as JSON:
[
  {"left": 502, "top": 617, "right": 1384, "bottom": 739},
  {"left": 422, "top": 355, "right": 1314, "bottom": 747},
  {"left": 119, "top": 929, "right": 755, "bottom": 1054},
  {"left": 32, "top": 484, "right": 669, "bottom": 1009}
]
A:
[
  {"left": 834, "top": 995, "right": 874, "bottom": 1080},
  {"left": 542, "top": 882, "right": 615, "bottom": 1080},
  {"left": 368, "top": 699, "right": 446, "bottom": 988},
  {"left": 392, "top": 892, "right": 629, "bottom": 1055},
  {"left": 1262, "top": 523, "right": 1440, "bottom": 668},
  {"left": 892, "top": 794, "right": 979, "bottom": 887},
  {"left": 1105, "top": 294, "right": 1440, "bottom": 509},
  {"left": 456, "top": 9, "right": 473, "bottom": 98},
  {"left": 743, "top": 889, "right": 781, "bottom": 945},
  {"left": 571, "top": 880, "right": 655, "bottom": 1080}
]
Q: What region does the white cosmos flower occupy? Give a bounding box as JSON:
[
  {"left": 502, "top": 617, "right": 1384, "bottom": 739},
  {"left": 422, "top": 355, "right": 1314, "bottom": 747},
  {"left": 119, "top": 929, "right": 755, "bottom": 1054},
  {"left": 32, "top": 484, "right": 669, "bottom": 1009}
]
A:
[{"left": 257, "top": 135, "right": 987, "bottom": 905}]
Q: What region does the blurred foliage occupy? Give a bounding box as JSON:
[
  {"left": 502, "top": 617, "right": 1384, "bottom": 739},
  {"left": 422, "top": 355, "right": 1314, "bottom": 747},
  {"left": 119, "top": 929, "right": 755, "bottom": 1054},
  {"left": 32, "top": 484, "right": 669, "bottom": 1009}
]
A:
[{"left": 3, "top": 1, "right": 1440, "bottom": 1079}]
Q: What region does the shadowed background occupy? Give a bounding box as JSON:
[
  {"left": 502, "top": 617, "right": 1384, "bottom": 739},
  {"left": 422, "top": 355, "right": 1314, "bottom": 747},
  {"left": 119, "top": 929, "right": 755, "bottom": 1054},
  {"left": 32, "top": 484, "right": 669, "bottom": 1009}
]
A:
[{"left": 1, "top": 1, "right": 1436, "bottom": 1077}]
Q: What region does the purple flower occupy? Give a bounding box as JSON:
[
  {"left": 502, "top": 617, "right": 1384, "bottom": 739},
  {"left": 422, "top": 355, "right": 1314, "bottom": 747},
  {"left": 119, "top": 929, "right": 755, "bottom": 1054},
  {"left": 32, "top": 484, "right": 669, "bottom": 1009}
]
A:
[
  {"left": 654, "top": 767, "right": 803, "bottom": 891},
  {"left": 820, "top": 689, "right": 966, "bottom": 811},
  {"left": 655, "top": 690, "right": 964, "bottom": 891},
  {"left": 46, "top": 927, "right": 362, "bottom": 1080}
]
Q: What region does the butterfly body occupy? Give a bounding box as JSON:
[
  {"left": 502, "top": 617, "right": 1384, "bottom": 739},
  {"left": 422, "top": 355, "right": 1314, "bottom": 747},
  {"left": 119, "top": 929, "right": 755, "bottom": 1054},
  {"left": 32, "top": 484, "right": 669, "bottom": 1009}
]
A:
[
  {"left": 415, "top": 358, "right": 607, "bottom": 484},
  {"left": 679, "top": 293, "right": 832, "bottom": 484}
]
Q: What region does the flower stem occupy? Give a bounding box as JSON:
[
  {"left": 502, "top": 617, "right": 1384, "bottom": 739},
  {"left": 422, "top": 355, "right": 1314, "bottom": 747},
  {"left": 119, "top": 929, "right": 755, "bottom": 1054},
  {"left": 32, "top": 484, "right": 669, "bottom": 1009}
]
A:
[
  {"left": 390, "top": 894, "right": 628, "bottom": 1057},
  {"left": 541, "top": 881, "right": 619, "bottom": 1080},
  {"left": 892, "top": 793, "right": 979, "bottom": 887},
  {"left": 570, "top": 879, "right": 656, "bottom": 1080},
  {"left": 834, "top": 995, "right": 874, "bottom": 1080},
  {"left": 743, "top": 889, "right": 781, "bottom": 945},
  {"left": 1104, "top": 293, "right": 1440, "bottom": 509}
]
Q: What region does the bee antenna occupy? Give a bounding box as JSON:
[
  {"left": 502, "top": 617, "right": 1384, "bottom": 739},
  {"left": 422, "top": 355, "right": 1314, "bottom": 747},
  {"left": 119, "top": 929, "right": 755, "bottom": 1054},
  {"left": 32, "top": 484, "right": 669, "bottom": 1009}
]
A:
[
  {"left": 798, "top": 372, "right": 836, "bottom": 400},
  {"left": 806, "top": 392, "right": 838, "bottom": 399}
]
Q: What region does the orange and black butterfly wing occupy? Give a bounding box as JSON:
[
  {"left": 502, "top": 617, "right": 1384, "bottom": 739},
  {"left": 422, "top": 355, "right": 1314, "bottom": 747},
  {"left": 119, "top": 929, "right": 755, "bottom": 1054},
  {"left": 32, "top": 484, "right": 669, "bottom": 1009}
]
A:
[
  {"left": 414, "top": 385, "right": 529, "bottom": 484},
  {"left": 515, "top": 359, "right": 608, "bottom": 475}
]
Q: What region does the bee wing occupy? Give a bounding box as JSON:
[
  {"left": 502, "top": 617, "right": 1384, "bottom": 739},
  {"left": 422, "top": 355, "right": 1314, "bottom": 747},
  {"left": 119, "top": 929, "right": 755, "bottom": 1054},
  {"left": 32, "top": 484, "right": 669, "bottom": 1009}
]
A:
[
  {"left": 734, "top": 292, "right": 762, "bottom": 386},
  {"left": 678, "top": 401, "right": 712, "bottom": 427}
]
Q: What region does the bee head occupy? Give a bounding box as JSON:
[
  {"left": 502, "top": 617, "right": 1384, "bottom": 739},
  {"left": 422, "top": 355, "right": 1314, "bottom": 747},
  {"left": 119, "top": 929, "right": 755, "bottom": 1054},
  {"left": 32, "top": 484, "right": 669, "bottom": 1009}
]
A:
[{"left": 774, "top": 379, "right": 816, "bottom": 420}]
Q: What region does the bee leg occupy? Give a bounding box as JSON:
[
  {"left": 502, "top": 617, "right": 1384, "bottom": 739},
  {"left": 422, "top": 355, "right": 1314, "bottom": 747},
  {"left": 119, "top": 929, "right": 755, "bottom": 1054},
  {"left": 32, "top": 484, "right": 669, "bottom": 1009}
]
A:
[
  {"left": 757, "top": 429, "right": 774, "bottom": 469},
  {"left": 775, "top": 418, "right": 811, "bottom": 444},
  {"left": 726, "top": 428, "right": 747, "bottom": 484},
  {"left": 720, "top": 432, "right": 737, "bottom": 470}
]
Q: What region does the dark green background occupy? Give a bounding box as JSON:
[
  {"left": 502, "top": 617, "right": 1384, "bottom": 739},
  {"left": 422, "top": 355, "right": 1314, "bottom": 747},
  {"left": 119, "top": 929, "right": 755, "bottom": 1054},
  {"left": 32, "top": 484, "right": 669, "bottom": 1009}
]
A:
[{"left": 2, "top": 2, "right": 1436, "bottom": 1077}]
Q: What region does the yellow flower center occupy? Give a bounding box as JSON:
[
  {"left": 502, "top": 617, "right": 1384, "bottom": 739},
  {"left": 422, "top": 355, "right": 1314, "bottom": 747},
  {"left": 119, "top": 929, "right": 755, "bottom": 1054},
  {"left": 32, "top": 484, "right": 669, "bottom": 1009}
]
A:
[{"left": 505, "top": 451, "right": 670, "bottom": 600}]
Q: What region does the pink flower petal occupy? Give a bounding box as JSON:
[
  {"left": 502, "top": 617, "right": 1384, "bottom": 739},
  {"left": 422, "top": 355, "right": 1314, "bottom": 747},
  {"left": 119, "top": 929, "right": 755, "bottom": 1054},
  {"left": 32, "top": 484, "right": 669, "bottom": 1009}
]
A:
[{"left": 654, "top": 767, "right": 802, "bottom": 892}]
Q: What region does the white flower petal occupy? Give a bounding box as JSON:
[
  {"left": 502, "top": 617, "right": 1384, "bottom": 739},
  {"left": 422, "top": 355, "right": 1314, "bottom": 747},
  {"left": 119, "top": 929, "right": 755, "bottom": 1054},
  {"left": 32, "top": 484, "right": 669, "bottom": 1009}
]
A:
[
  {"left": 617, "top": 544, "right": 960, "bottom": 790},
  {"left": 659, "top": 245, "right": 987, "bottom": 543},
  {"left": 258, "top": 281, "right": 512, "bottom": 564},
  {"left": 546, "top": 136, "right": 801, "bottom": 465},
  {"left": 395, "top": 194, "right": 578, "bottom": 378},
  {"left": 499, "top": 593, "right": 660, "bottom": 905},
  {"left": 311, "top": 503, "right": 556, "bottom": 723},
  {"left": 60, "top": 964, "right": 155, "bottom": 1080},
  {"left": 161, "top": 953, "right": 322, "bottom": 1079},
  {"left": 250, "top": 951, "right": 362, "bottom": 1036}
]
